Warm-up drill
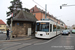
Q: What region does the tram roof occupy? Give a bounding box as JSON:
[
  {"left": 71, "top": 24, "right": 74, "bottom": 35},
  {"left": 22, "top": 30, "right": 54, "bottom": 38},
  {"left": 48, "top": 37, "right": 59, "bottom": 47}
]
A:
[{"left": 36, "top": 19, "right": 56, "bottom": 23}]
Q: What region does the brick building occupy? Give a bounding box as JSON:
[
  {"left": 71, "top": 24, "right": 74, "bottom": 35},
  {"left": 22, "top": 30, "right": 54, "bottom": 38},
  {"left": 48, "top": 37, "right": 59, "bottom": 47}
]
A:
[
  {"left": 30, "top": 5, "right": 60, "bottom": 23},
  {"left": 30, "top": 5, "right": 67, "bottom": 28},
  {"left": 12, "top": 10, "right": 37, "bottom": 37}
]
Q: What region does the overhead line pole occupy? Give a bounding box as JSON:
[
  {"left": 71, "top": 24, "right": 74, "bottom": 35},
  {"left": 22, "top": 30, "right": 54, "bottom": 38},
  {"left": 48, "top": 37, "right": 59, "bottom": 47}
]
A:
[
  {"left": 45, "top": 4, "right": 47, "bottom": 19},
  {"left": 32, "top": 0, "right": 47, "bottom": 19}
]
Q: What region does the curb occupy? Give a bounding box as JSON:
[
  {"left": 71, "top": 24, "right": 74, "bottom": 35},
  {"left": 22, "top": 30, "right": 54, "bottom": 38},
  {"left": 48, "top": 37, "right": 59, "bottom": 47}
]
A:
[{"left": 0, "top": 38, "right": 31, "bottom": 43}]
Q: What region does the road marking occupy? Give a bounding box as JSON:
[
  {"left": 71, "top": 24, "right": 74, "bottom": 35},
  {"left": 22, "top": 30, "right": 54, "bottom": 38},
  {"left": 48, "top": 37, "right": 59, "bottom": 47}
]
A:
[
  {"left": 62, "top": 36, "right": 74, "bottom": 37},
  {"left": 34, "top": 35, "right": 61, "bottom": 45}
]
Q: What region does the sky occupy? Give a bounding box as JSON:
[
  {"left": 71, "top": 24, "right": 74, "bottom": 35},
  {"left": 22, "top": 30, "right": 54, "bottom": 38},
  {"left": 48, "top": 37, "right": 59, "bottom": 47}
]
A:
[{"left": 0, "top": 0, "right": 75, "bottom": 26}]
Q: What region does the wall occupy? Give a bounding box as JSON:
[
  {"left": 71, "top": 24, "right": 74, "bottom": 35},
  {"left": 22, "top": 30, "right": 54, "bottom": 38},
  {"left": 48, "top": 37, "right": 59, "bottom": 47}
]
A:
[
  {"left": 0, "top": 24, "right": 6, "bottom": 31},
  {"left": 33, "top": 12, "right": 42, "bottom": 20},
  {"left": 12, "top": 22, "right": 31, "bottom": 37}
]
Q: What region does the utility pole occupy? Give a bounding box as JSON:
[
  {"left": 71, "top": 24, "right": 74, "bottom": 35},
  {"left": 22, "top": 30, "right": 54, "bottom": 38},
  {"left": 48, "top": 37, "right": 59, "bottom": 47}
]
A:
[
  {"left": 45, "top": 4, "right": 47, "bottom": 18},
  {"left": 32, "top": 0, "right": 47, "bottom": 19},
  {"left": 56, "top": 20, "right": 58, "bottom": 35}
]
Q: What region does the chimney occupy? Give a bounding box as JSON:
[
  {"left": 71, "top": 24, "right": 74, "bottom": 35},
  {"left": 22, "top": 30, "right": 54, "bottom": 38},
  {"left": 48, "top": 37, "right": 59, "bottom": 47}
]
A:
[{"left": 35, "top": 5, "right": 37, "bottom": 7}]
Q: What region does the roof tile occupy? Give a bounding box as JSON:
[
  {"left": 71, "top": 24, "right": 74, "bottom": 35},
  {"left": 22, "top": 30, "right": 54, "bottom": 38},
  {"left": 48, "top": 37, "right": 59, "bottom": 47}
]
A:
[{"left": 0, "top": 20, "right": 6, "bottom": 25}]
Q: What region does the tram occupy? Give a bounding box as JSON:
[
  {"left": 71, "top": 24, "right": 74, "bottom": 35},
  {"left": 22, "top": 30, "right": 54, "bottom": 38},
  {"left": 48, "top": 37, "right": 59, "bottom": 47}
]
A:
[{"left": 35, "top": 19, "right": 61, "bottom": 39}]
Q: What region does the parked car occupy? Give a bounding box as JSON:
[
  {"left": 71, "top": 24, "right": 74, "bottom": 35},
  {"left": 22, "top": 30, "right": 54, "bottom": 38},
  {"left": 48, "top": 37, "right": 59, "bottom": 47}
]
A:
[
  {"left": 72, "top": 29, "right": 75, "bottom": 34},
  {"left": 66, "top": 30, "right": 70, "bottom": 34},
  {"left": 0, "top": 31, "right": 3, "bottom": 34},
  {"left": 3, "top": 31, "right": 7, "bottom": 34},
  {"left": 61, "top": 30, "right": 69, "bottom": 35}
]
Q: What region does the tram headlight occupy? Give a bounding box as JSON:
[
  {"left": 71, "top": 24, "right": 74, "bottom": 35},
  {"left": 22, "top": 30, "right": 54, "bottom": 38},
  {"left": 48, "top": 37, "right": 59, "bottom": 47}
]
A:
[{"left": 46, "top": 33, "right": 49, "bottom": 35}]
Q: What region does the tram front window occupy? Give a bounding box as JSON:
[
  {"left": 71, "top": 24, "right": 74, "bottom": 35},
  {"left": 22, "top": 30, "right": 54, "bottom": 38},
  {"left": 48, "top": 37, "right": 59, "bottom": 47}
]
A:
[{"left": 36, "top": 23, "right": 49, "bottom": 32}]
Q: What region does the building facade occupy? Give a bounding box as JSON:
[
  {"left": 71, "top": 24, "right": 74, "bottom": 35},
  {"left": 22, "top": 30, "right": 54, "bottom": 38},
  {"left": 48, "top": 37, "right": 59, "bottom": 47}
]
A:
[
  {"left": 30, "top": 5, "right": 59, "bottom": 23},
  {"left": 30, "top": 5, "right": 65, "bottom": 28},
  {"left": 0, "top": 19, "right": 6, "bottom": 31},
  {"left": 12, "top": 10, "right": 37, "bottom": 37}
]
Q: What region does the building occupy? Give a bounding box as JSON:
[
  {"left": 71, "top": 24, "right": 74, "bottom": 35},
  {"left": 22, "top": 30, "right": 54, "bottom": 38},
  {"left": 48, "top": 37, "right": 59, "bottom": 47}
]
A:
[
  {"left": 12, "top": 10, "right": 37, "bottom": 37},
  {"left": 30, "top": 5, "right": 56, "bottom": 21},
  {"left": 72, "top": 25, "right": 75, "bottom": 29},
  {"left": 30, "top": 5, "right": 65, "bottom": 27},
  {"left": 0, "top": 19, "right": 6, "bottom": 31}
]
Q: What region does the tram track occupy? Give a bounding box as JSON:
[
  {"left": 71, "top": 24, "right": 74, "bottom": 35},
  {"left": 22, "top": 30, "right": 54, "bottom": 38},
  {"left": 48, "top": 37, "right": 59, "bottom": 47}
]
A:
[{"left": 1, "top": 39, "right": 43, "bottom": 50}]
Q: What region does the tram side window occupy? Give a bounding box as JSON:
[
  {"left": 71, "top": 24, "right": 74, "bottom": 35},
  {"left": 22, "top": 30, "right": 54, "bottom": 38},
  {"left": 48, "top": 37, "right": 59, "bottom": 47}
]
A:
[
  {"left": 57, "top": 26, "right": 60, "bottom": 31},
  {"left": 50, "top": 24, "right": 52, "bottom": 32},
  {"left": 53, "top": 25, "right": 56, "bottom": 31}
]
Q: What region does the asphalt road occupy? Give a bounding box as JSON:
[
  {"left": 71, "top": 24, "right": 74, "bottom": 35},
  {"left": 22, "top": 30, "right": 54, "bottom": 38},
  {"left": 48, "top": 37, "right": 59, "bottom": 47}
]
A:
[
  {"left": 19, "top": 34, "right": 75, "bottom": 50},
  {"left": 0, "top": 32, "right": 75, "bottom": 50}
]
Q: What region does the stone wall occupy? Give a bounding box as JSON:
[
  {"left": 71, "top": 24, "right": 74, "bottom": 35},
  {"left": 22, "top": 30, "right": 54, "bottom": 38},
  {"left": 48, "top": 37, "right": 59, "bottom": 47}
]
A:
[{"left": 12, "top": 22, "right": 31, "bottom": 37}]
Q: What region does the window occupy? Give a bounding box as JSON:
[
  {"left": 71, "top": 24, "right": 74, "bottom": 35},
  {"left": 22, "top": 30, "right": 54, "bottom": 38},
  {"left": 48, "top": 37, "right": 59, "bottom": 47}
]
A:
[
  {"left": 57, "top": 26, "right": 60, "bottom": 31},
  {"left": 36, "top": 23, "right": 49, "bottom": 32},
  {"left": 17, "top": 23, "right": 19, "bottom": 25},
  {"left": 0, "top": 25, "right": 1, "bottom": 27},
  {"left": 4, "top": 26, "right": 5, "bottom": 27},
  {"left": 50, "top": 24, "right": 52, "bottom": 32},
  {"left": 34, "top": 14, "right": 36, "bottom": 16},
  {"left": 53, "top": 25, "right": 56, "bottom": 31},
  {"left": 31, "top": 9, "right": 34, "bottom": 12}
]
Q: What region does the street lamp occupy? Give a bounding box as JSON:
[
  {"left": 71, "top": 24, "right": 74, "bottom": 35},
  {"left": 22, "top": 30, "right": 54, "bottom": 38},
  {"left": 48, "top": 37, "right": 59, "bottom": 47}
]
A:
[{"left": 60, "top": 4, "right": 75, "bottom": 9}]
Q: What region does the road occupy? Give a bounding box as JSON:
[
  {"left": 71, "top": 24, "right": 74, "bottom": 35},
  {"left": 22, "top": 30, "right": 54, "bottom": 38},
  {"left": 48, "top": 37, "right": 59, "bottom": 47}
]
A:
[
  {"left": 0, "top": 33, "right": 75, "bottom": 50},
  {"left": 19, "top": 34, "right": 75, "bottom": 50}
]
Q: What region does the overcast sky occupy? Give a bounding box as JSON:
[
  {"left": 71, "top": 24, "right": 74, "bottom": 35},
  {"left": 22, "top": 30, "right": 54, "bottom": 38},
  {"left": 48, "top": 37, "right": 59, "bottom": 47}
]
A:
[{"left": 0, "top": 0, "right": 75, "bottom": 26}]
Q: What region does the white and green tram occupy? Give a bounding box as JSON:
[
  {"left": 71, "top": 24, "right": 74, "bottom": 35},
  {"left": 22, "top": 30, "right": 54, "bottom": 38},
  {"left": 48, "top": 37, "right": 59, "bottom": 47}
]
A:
[{"left": 35, "top": 19, "right": 61, "bottom": 39}]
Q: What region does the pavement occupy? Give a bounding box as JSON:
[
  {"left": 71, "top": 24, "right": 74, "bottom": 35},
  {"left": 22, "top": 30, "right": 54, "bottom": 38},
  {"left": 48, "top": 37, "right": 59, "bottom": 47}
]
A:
[
  {"left": 0, "top": 35, "right": 35, "bottom": 43},
  {"left": 0, "top": 34, "right": 48, "bottom": 50},
  {"left": 0, "top": 34, "right": 37, "bottom": 50}
]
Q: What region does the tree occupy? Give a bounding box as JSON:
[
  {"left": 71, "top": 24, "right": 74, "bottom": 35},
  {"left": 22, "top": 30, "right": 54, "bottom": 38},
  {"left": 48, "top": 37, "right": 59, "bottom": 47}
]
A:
[
  {"left": 6, "top": 0, "right": 22, "bottom": 26},
  {"left": 73, "top": 27, "right": 75, "bottom": 29}
]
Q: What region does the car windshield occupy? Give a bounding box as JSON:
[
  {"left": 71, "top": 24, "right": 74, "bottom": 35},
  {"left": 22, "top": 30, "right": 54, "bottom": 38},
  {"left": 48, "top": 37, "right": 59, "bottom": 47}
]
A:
[
  {"left": 66, "top": 30, "right": 70, "bottom": 32},
  {"left": 63, "top": 30, "right": 68, "bottom": 32},
  {"left": 72, "top": 29, "right": 75, "bottom": 31},
  {"left": 36, "top": 22, "right": 49, "bottom": 32}
]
